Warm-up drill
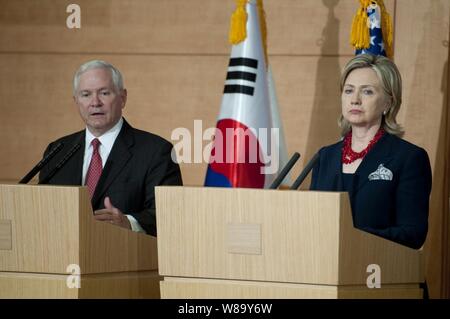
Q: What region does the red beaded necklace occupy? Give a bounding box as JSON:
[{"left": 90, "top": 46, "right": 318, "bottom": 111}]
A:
[{"left": 342, "top": 128, "right": 385, "bottom": 164}]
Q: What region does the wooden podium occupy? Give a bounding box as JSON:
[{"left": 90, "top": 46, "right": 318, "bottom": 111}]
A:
[
  {"left": 0, "top": 184, "right": 160, "bottom": 298},
  {"left": 156, "top": 186, "right": 424, "bottom": 299}
]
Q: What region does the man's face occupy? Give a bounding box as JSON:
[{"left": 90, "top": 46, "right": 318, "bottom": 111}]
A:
[{"left": 74, "top": 68, "right": 127, "bottom": 137}]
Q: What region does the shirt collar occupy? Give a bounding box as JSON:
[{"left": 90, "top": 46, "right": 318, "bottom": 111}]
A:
[{"left": 85, "top": 117, "right": 123, "bottom": 150}]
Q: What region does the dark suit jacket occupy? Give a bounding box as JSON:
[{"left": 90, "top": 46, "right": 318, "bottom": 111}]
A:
[
  {"left": 310, "top": 133, "right": 432, "bottom": 249},
  {"left": 39, "top": 119, "right": 183, "bottom": 236}
]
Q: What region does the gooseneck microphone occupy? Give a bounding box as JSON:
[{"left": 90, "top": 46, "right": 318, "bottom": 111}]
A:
[
  {"left": 290, "top": 152, "right": 320, "bottom": 190},
  {"left": 269, "top": 152, "right": 301, "bottom": 189},
  {"left": 19, "top": 142, "right": 64, "bottom": 184},
  {"left": 39, "top": 143, "right": 82, "bottom": 185}
]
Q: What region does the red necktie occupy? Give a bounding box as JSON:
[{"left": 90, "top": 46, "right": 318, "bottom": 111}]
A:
[{"left": 85, "top": 138, "right": 102, "bottom": 199}]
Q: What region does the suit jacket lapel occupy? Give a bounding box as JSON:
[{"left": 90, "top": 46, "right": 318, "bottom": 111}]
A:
[
  {"left": 329, "top": 142, "right": 344, "bottom": 191},
  {"left": 353, "top": 133, "right": 394, "bottom": 194},
  {"left": 91, "top": 120, "right": 134, "bottom": 208}
]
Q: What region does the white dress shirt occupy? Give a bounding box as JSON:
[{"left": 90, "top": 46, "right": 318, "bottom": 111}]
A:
[{"left": 83, "top": 117, "right": 145, "bottom": 233}]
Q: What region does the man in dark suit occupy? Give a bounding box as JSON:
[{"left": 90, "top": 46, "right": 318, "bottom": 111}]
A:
[{"left": 39, "top": 60, "right": 182, "bottom": 236}]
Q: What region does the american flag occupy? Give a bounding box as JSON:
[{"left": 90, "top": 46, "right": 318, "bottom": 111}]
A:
[{"left": 355, "top": 3, "right": 387, "bottom": 57}]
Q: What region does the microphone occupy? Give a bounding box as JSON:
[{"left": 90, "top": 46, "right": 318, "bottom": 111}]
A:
[
  {"left": 269, "top": 152, "right": 301, "bottom": 189},
  {"left": 19, "top": 142, "right": 64, "bottom": 184},
  {"left": 290, "top": 152, "right": 320, "bottom": 190},
  {"left": 39, "top": 143, "right": 82, "bottom": 185}
]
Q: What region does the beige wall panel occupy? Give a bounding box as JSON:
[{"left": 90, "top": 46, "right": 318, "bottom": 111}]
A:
[
  {"left": 271, "top": 56, "right": 346, "bottom": 187},
  {"left": 0, "top": 0, "right": 393, "bottom": 56},
  {"left": 394, "top": 0, "right": 450, "bottom": 299},
  {"left": 0, "top": 54, "right": 348, "bottom": 186},
  {"left": 395, "top": 0, "right": 449, "bottom": 159},
  {"left": 0, "top": 55, "right": 81, "bottom": 182}
]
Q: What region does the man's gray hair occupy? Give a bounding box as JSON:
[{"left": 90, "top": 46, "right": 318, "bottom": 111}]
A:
[{"left": 73, "top": 60, "right": 124, "bottom": 95}]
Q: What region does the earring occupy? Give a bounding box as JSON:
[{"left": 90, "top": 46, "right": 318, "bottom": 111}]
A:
[{"left": 383, "top": 109, "right": 388, "bottom": 116}]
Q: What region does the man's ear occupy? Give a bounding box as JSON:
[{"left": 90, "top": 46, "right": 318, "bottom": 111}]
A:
[{"left": 121, "top": 89, "right": 127, "bottom": 109}]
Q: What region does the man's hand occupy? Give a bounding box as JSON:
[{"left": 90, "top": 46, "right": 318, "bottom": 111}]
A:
[{"left": 94, "top": 197, "right": 131, "bottom": 230}]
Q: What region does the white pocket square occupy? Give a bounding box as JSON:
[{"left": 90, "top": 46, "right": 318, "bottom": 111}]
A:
[{"left": 368, "top": 164, "right": 393, "bottom": 181}]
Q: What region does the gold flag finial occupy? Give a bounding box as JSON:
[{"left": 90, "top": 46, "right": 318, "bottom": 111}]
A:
[{"left": 350, "top": 0, "right": 394, "bottom": 58}]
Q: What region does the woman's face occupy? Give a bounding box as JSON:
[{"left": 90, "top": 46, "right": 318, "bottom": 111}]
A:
[{"left": 341, "top": 67, "right": 389, "bottom": 130}]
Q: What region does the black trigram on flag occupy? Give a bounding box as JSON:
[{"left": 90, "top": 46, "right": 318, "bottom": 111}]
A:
[{"left": 224, "top": 57, "right": 258, "bottom": 96}]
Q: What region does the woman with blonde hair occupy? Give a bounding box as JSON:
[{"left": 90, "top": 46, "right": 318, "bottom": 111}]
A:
[{"left": 310, "top": 54, "right": 432, "bottom": 249}]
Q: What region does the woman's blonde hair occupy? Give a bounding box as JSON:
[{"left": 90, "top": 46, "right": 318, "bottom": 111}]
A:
[{"left": 339, "top": 54, "right": 404, "bottom": 137}]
